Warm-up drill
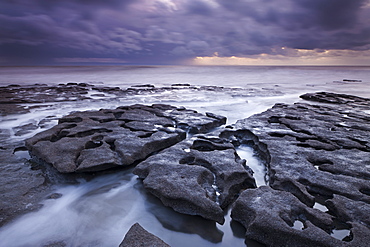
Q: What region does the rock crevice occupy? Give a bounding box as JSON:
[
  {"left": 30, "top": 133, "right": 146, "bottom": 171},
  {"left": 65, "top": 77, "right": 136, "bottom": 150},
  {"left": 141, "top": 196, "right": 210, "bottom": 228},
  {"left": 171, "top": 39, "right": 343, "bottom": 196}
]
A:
[
  {"left": 25, "top": 104, "right": 226, "bottom": 173},
  {"left": 231, "top": 92, "right": 370, "bottom": 246}
]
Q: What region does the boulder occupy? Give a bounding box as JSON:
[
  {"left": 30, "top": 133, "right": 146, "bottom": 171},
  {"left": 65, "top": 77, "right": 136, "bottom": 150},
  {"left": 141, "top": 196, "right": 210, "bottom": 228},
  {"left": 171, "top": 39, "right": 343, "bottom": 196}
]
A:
[
  {"left": 134, "top": 130, "right": 256, "bottom": 224},
  {"left": 119, "top": 223, "right": 170, "bottom": 247}
]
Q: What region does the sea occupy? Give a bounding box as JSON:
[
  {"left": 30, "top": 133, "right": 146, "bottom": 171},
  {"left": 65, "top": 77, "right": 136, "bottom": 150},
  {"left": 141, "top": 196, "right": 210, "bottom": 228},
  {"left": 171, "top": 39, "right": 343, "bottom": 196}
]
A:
[{"left": 0, "top": 65, "right": 369, "bottom": 247}]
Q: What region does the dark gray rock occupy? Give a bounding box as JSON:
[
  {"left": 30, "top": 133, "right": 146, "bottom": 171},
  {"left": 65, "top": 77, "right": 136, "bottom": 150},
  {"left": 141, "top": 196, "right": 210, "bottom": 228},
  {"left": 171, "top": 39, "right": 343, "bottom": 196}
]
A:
[
  {"left": 25, "top": 104, "right": 226, "bottom": 173},
  {"left": 0, "top": 138, "right": 50, "bottom": 227},
  {"left": 0, "top": 83, "right": 93, "bottom": 115},
  {"left": 0, "top": 83, "right": 91, "bottom": 105},
  {"left": 300, "top": 92, "right": 369, "bottom": 106},
  {"left": 142, "top": 190, "right": 224, "bottom": 243},
  {"left": 119, "top": 223, "right": 170, "bottom": 247},
  {"left": 343, "top": 79, "right": 362, "bottom": 82},
  {"left": 326, "top": 194, "right": 370, "bottom": 229},
  {"left": 231, "top": 92, "right": 370, "bottom": 246},
  {"left": 13, "top": 123, "right": 39, "bottom": 136},
  {"left": 232, "top": 186, "right": 370, "bottom": 247},
  {"left": 134, "top": 131, "right": 256, "bottom": 224},
  {"left": 235, "top": 94, "right": 370, "bottom": 204}
]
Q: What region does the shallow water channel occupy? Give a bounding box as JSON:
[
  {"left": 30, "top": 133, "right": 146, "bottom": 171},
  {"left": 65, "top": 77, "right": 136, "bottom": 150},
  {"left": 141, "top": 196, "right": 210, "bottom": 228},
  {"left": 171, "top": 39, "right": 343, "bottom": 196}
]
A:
[
  {"left": 0, "top": 103, "right": 269, "bottom": 247},
  {"left": 0, "top": 154, "right": 265, "bottom": 247}
]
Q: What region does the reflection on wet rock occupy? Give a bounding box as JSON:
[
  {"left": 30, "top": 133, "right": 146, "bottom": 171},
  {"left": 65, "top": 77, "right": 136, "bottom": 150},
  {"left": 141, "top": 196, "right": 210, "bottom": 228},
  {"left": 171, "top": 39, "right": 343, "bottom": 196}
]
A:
[
  {"left": 139, "top": 183, "right": 224, "bottom": 243},
  {"left": 134, "top": 131, "right": 256, "bottom": 224}
]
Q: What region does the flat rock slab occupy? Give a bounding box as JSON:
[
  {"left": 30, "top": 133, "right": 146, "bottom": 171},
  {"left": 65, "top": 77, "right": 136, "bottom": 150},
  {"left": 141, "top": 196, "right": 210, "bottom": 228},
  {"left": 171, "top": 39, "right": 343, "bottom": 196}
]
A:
[
  {"left": 232, "top": 186, "right": 370, "bottom": 247},
  {"left": 0, "top": 146, "right": 48, "bottom": 227},
  {"left": 300, "top": 91, "right": 370, "bottom": 107},
  {"left": 119, "top": 223, "right": 170, "bottom": 247},
  {"left": 134, "top": 130, "right": 256, "bottom": 224},
  {"left": 232, "top": 92, "right": 370, "bottom": 246},
  {"left": 25, "top": 104, "right": 226, "bottom": 173}
]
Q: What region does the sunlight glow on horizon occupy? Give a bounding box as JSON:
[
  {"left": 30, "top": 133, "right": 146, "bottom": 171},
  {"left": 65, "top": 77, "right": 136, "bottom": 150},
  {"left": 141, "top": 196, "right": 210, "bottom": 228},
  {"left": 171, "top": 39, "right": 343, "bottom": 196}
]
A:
[{"left": 192, "top": 48, "right": 370, "bottom": 66}]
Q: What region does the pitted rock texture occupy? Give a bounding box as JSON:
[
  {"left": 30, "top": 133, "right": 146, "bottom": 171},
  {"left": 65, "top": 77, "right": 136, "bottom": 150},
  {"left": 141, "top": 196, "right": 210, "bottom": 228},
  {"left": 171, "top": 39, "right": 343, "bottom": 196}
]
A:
[
  {"left": 119, "top": 223, "right": 170, "bottom": 247},
  {"left": 134, "top": 131, "right": 256, "bottom": 224},
  {"left": 232, "top": 186, "right": 370, "bottom": 247},
  {"left": 25, "top": 104, "right": 226, "bottom": 173},
  {"left": 0, "top": 145, "right": 48, "bottom": 227},
  {"left": 232, "top": 92, "right": 370, "bottom": 246}
]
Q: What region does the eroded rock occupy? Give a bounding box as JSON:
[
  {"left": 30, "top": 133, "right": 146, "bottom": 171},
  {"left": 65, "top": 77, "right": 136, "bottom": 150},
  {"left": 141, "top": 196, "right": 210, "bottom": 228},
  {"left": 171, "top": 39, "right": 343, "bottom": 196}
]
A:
[
  {"left": 231, "top": 92, "right": 370, "bottom": 246},
  {"left": 119, "top": 223, "right": 170, "bottom": 247},
  {"left": 0, "top": 139, "right": 49, "bottom": 227},
  {"left": 232, "top": 186, "right": 370, "bottom": 247},
  {"left": 134, "top": 131, "right": 256, "bottom": 224},
  {"left": 25, "top": 104, "right": 226, "bottom": 173}
]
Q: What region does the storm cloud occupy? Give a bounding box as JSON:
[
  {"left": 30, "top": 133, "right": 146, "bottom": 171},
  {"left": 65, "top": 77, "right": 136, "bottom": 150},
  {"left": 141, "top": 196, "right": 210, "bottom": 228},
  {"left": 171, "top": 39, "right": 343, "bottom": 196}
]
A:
[{"left": 1, "top": 0, "right": 369, "bottom": 65}]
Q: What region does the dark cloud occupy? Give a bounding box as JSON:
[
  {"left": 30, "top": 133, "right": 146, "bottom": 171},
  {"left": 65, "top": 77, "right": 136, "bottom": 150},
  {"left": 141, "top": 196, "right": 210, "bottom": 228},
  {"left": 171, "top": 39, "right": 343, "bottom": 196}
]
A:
[
  {"left": 217, "top": 0, "right": 368, "bottom": 31},
  {"left": 185, "top": 0, "right": 215, "bottom": 16},
  {"left": 296, "top": 0, "right": 365, "bottom": 30},
  {"left": 0, "top": 0, "right": 369, "bottom": 65}
]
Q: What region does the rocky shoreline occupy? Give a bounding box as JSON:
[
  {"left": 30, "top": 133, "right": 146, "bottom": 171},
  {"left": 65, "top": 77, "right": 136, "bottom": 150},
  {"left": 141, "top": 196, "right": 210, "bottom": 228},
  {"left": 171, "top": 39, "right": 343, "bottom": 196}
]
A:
[{"left": 1, "top": 83, "right": 370, "bottom": 246}]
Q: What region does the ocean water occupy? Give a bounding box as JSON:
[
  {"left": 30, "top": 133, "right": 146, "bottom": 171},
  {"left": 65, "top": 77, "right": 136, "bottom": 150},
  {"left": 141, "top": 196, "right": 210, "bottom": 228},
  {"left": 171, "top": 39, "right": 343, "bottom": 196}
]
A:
[
  {"left": 0, "top": 65, "right": 369, "bottom": 247},
  {"left": 1, "top": 66, "right": 370, "bottom": 94}
]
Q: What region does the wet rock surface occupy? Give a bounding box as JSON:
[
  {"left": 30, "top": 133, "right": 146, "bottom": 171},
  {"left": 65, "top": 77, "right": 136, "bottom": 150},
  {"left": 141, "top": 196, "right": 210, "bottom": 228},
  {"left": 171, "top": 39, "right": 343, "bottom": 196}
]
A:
[
  {"left": 134, "top": 130, "right": 256, "bottom": 224},
  {"left": 24, "top": 100, "right": 256, "bottom": 225},
  {"left": 0, "top": 83, "right": 90, "bottom": 115},
  {"left": 232, "top": 186, "right": 370, "bottom": 247},
  {"left": 0, "top": 133, "right": 50, "bottom": 227},
  {"left": 2, "top": 84, "right": 370, "bottom": 247},
  {"left": 300, "top": 91, "right": 370, "bottom": 106},
  {"left": 232, "top": 92, "right": 370, "bottom": 246},
  {"left": 25, "top": 104, "right": 226, "bottom": 173},
  {"left": 119, "top": 223, "right": 170, "bottom": 247},
  {"left": 0, "top": 82, "right": 278, "bottom": 234}
]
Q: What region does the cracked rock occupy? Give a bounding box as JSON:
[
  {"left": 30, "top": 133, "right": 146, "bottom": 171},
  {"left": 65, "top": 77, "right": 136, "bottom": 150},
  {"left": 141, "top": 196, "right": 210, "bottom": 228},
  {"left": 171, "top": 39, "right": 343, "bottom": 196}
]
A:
[
  {"left": 25, "top": 104, "right": 226, "bottom": 173},
  {"left": 232, "top": 186, "right": 370, "bottom": 247},
  {"left": 232, "top": 92, "right": 370, "bottom": 246},
  {"left": 133, "top": 131, "right": 256, "bottom": 224}
]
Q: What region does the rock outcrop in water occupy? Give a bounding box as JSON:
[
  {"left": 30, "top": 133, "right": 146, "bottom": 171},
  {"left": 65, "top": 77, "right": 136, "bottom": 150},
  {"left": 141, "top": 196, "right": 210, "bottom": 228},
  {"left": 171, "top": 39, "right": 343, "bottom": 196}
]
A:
[
  {"left": 119, "top": 223, "right": 170, "bottom": 247},
  {"left": 6, "top": 83, "right": 370, "bottom": 246},
  {"left": 25, "top": 104, "right": 226, "bottom": 173},
  {"left": 231, "top": 92, "right": 370, "bottom": 246},
  {"left": 24, "top": 103, "right": 257, "bottom": 224},
  {"left": 134, "top": 130, "right": 256, "bottom": 224},
  {"left": 0, "top": 83, "right": 283, "bottom": 116}
]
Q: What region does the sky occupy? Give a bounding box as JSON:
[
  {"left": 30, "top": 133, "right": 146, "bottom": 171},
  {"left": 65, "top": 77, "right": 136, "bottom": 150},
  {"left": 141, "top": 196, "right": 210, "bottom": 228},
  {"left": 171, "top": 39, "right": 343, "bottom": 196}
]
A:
[{"left": 1, "top": 0, "right": 370, "bottom": 66}]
